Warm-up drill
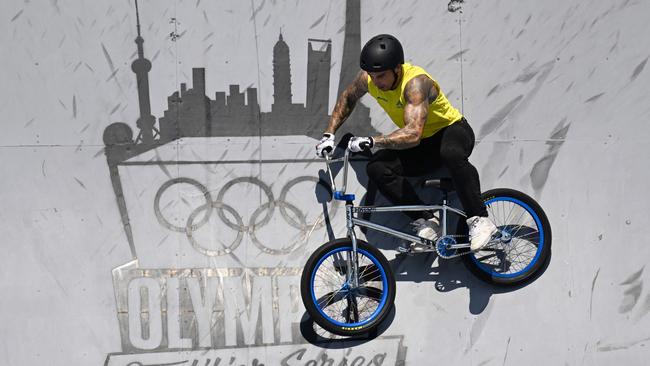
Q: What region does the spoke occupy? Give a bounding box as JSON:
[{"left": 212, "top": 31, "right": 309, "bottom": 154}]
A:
[
  {"left": 507, "top": 209, "right": 528, "bottom": 236},
  {"left": 349, "top": 287, "right": 383, "bottom": 322},
  {"left": 501, "top": 203, "right": 519, "bottom": 229},
  {"left": 314, "top": 272, "right": 343, "bottom": 289},
  {"left": 508, "top": 242, "right": 536, "bottom": 265},
  {"left": 489, "top": 202, "right": 504, "bottom": 227},
  {"left": 487, "top": 203, "right": 499, "bottom": 226},
  {"left": 355, "top": 298, "right": 378, "bottom": 319},
  {"left": 510, "top": 219, "right": 533, "bottom": 240},
  {"left": 514, "top": 230, "right": 540, "bottom": 240},
  {"left": 317, "top": 290, "right": 346, "bottom": 309},
  {"left": 481, "top": 237, "right": 538, "bottom": 274},
  {"left": 511, "top": 239, "right": 537, "bottom": 253},
  {"left": 314, "top": 264, "right": 344, "bottom": 283},
  {"left": 357, "top": 263, "right": 376, "bottom": 281}
]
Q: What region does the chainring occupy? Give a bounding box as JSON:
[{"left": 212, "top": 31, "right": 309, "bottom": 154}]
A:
[{"left": 435, "top": 235, "right": 471, "bottom": 259}]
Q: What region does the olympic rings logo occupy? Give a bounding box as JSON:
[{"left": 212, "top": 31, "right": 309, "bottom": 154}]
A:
[{"left": 153, "top": 176, "right": 337, "bottom": 257}]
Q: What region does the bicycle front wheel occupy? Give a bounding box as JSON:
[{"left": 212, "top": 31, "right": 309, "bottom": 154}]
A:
[
  {"left": 459, "top": 188, "right": 552, "bottom": 286},
  {"left": 300, "top": 238, "right": 396, "bottom": 336}
]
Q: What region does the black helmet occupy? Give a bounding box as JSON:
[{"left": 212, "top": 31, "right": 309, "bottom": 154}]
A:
[{"left": 360, "top": 34, "right": 404, "bottom": 72}]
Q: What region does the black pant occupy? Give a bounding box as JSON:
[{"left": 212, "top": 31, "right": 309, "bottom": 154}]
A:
[{"left": 366, "top": 117, "right": 488, "bottom": 220}]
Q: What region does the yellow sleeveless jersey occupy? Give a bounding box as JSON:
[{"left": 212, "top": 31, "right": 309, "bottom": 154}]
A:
[{"left": 367, "top": 63, "right": 463, "bottom": 138}]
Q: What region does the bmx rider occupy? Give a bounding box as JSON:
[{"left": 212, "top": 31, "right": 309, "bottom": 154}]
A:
[{"left": 315, "top": 34, "right": 497, "bottom": 252}]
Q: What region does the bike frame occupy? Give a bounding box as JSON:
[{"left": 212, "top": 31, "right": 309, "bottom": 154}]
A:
[{"left": 324, "top": 149, "right": 471, "bottom": 257}]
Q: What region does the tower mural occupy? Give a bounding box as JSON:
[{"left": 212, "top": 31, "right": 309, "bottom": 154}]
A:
[
  {"left": 131, "top": 0, "right": 158, "bottom": 145},
  {"left": 272, "top": 33, "right": 293, "bottom": 111},
  {"left": 306, "top": 39, "right": 332, "bottom": 115}
]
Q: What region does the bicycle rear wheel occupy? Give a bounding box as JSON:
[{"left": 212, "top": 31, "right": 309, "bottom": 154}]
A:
[
  {"left": 300, "top": 238, "right": 395, "bottom": 336},
  {"left": 458, "top": 188, "right": 552, "bottom": 286}
]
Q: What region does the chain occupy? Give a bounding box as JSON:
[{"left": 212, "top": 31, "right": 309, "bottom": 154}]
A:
[
  {"left": 400, "top": 234, "right": 472, "bottom": 258},
  {"left": 435, "top": 234, "right": 506, "bottom": 259}
]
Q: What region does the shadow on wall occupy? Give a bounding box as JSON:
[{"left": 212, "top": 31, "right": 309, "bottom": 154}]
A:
[
  {"left": 299, "top": 307, "right": 397, "bottom": 348},
  {"left": 390, "top": 244, "right": 552, "bottom": 315}
]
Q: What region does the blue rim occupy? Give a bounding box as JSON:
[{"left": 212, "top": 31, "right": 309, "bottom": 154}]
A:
[
  {"left": 310, "top": 246, "right": 389, "bottom": 328},
  {"left": 470, "top": 196, "right": 545, "bottom": 279}
]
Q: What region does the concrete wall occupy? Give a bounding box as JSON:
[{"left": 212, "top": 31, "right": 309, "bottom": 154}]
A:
[{"left": 2, "top": 0, "right": 649, "bottom": 364}]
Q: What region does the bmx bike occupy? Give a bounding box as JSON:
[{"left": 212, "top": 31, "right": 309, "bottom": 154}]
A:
[{"left": 300, "top": 146, "right": 552, "bottom": 336}]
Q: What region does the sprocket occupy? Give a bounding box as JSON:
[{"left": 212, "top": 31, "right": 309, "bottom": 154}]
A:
[{"left": 435, "top": 235, "right": 471, "bottom": 259}]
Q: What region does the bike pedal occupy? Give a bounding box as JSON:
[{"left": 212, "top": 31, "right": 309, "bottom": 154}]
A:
[
  {"left": 396, "top": 246, "right": 411, "bottom": 254},
  {"left": 397, "top": 243, "right": 435, "bottom": 254}
]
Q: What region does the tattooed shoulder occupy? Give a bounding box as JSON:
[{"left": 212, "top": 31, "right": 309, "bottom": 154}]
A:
[{"left": 404, "top": 75, "right": 437, "bottom": 105}]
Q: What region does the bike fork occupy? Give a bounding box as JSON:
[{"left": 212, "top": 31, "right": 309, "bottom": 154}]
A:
[{"left": 345, "top": 203, "right": 360, "bottom": 288}]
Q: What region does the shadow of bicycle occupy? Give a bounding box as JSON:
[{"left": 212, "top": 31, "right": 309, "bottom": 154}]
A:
[
  {"left": 389, "top": 237, "right": 552, "bottom": 310},
  {"left": 298, "top": 304, "right": 397, "bottom": 349}
]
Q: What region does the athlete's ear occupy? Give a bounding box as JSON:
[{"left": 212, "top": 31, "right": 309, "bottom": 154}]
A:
[{"left": 393, "top": 65, "right": 402, "bottom": 80}]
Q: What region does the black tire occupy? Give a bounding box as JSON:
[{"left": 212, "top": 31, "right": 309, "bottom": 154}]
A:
[
  {"left": 300, "top": 238, "right": 396, "bottom": 336},
  {"left": 458, "top": 188, "right": 552, "bottom": 286}
]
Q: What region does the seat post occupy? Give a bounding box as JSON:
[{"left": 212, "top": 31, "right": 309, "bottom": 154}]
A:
[{"left": 440, "top": 190, "right": 449, "bottom": 237}]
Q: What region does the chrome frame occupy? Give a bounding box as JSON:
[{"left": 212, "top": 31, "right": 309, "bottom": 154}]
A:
[
  {"left": 323, "top": 150, "right": 471, "bottom": 255},
  {"left": 319, "top": 148, "right": 476, "bottom": 314}
]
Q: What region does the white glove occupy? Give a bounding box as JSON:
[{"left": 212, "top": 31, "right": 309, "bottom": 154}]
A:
[
  {"left": 315, "top": 133, "right": 335, "bottom": 157},
  {"left": 348, "top": 136, "right": 374, "bottom": 152}
]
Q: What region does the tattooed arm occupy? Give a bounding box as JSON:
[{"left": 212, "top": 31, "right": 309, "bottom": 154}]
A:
[
  {"left": 372, "top": 75, "right": 438, "bottom": 149},
  {"left": 324, "top": 71, "right": 369, "bottom": 134}
]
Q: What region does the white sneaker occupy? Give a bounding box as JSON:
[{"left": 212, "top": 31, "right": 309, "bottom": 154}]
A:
[
  {"left": 411, "top": 217, "right": 439, "bottom": 242},
  {"left": 397, "top": 217, "right": 440, "bottom": 253},
  {"left": 467, "top": 216, "right": 497, "bottom": 251}
]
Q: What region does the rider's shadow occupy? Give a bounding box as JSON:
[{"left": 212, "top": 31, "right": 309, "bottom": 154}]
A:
[
  {"left": 389, "top": 253, "right": 494, "bottom": 314},
  {"left": 388, "top": 230, "right": 551, "bottom": 314}
]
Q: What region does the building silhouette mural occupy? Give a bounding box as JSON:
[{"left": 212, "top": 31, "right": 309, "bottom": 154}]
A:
[{"left": 105, "top": 0, "right": 376, "bottom": 157}]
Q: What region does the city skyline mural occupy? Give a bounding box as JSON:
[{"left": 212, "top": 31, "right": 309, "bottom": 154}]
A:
[{"left": 104, "top": 0, "right": 378, "bottom": 160}]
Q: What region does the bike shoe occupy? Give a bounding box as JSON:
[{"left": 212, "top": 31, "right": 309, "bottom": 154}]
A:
[
  {"left": 467, "top": 216, "right": 498, "bottom": 251},
  {"left": 410, "top": 217, "right": 439, "bottom": 243}
]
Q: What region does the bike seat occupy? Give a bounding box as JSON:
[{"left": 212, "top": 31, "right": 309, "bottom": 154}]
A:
[{"left": 423, "top": 178, "right": 455, "bottom": 192}]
